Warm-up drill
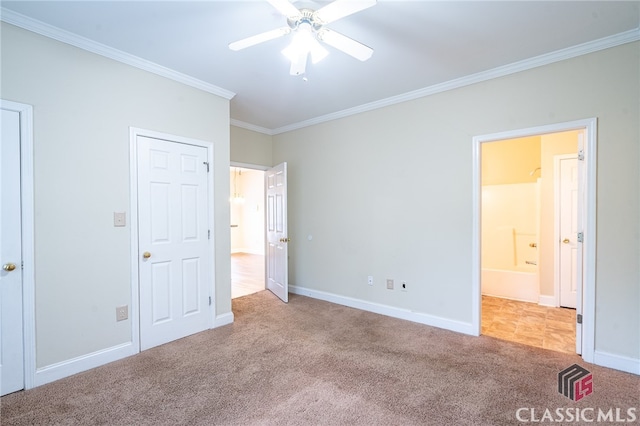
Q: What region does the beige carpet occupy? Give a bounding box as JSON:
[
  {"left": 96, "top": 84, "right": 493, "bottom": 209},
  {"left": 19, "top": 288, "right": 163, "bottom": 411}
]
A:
[{"left": 2, "top": 291, "right": 639, "bottom": 425}]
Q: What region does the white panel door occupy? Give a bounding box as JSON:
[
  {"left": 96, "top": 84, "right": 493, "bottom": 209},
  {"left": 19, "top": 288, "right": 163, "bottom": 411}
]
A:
[
  {"left": 559, "top": 156, "right": 579, "bottom": 309},
  {"left": 266, "top": 163, "right": 288, "bottom": 302},
  {"left": 137, "top": 136, "right": 211, "bottom": 350},
  {"left": 1, "top": 108, "right": 24, "bottom": 396}
]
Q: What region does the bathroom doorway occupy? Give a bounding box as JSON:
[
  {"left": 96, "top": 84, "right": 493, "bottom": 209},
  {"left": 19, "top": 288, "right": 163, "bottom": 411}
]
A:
[
  {"left": 472, "top": 119, "right": 597, "bottom": 361},
  {"left": 230, "top": 166, "right": 266, "bottom": 298}
]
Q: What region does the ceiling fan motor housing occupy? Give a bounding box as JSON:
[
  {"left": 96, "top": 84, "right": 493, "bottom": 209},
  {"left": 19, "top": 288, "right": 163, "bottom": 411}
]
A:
[{"left": 287, "top": 9, "right": 325, "bottom": 32}]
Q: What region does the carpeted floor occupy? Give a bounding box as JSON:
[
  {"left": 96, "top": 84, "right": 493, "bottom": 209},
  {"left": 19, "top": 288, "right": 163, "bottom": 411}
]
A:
[{"left": 2, "top": 291, "right": 639, "bottom": 425}]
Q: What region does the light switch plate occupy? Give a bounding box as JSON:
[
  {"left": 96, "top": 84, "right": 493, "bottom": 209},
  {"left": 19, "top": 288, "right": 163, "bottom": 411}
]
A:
[
  {"left": 114, "top": 212, "right": 126, "bottom": 227},
  {"left": 116, "top": 305, "right": 128, "bottom": 321}
]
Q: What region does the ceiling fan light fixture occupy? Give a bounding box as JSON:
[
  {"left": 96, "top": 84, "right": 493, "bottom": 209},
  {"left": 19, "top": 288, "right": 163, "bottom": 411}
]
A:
[
  {"left": 230, "top": 0, "right": 376, "bottom": 75},
  {"left": 288, "top": 53, "right": 308, "bottom": 76},
  {"left": 309, "top": 41, "right": 329, "bottom": 64},
  {"left": 281, "top": 22, "right": 328, "bottom": 74},
  {"left": 281, "top": 22, "right": 313, "bottom": 60}
]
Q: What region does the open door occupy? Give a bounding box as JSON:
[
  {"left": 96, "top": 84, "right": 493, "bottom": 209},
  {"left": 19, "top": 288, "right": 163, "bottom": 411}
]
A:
[
  {"left": 266, "top": 162, "right": 288, "bottom": 302},
  {"left": 557, "top": 154, "right": 579, "bottom": 311},
  {"left": 1, "top": 104, "right": 24, "bottom": 395}
]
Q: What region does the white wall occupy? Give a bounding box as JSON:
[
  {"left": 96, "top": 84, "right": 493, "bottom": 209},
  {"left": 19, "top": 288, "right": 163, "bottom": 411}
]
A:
[
  {"left": 273, "top": 42, "right": 640, "bottom": 362},
  {"left": 482, "top": 183, "right": 538, "bottom": 270},
  {"left": 1, "top": 22, "right": 232, "bottom": 369},
  {"left": 230, "top": 125, "right": 273, "bottom": 167}
]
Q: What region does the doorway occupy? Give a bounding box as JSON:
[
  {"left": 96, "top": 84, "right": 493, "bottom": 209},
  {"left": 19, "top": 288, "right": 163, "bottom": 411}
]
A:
[
  {"left": 230, "top": 166, "right": 266, "bottom": 298},
  {"left": 472, "top": 119, "right": 597, "bottom": 363},
  {"left": 480, "top": 132, "right": 577, "bottom": 353}
]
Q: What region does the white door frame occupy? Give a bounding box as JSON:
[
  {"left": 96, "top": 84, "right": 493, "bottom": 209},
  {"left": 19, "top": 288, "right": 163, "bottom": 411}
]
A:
[
  {"left": 230, "top": 162, "right": 269, "bottom": 172},
  {"left": 129, "top": 127, "right": 216, "bottom": 353},
  {"left": 230, "top": 162, "right": 269, "bottom": 295},
  {"left": 471, "top": 118, "right": 597, "bottom": 363},
  {"left": 1, "top": 100, "right": 36, "bottom": 390}
]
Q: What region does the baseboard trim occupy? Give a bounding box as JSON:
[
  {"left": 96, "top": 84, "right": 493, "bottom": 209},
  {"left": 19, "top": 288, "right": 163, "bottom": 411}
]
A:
[
  {"left": 214, "top": 312, "right": 234, "bottom": 328},
  {"left": 231, "top": 249, "right": 264, "bottom": 256},
  {"left": 538, "top": 295, "right": 556, "bottom": 307},
  {"left": 593, "top": 350, "right": 640, "bottom": 376},
  {"left": 290, "top": 285, "right": 474, "bottom": 335},
  {"left": 482, "top": 292, "right": 537, "bottom": 304},
  {"left": 34, "top": 342, "right": 136, "bottom": 387},
  {"left": 34, "top": 313, "right": 235, "bottom": 388}
]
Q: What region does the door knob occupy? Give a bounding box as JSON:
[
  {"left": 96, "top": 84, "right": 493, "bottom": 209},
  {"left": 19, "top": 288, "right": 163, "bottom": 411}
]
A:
[
  {"left": 142, "top": 252, "right": 151, "bottom": 259},
  {"left": 279, "top": 238, "right": 291, "bottom": 243},
  {"left": 3, "top": 263, "right": 17, "bottom": 272},
  {"left": 562, "top": 238, "right": 570, "bottom": 244}
]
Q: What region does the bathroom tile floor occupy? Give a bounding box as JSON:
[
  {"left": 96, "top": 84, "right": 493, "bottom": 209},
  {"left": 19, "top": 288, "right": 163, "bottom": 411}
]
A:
[{"left": 481, "top": 295, "right": 576, "bottom": 354}]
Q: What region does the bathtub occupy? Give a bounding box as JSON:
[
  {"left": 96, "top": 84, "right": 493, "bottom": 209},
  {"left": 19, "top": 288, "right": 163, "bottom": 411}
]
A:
[{"left": 481, "top": 265, "right": 538, "bottom": 303}]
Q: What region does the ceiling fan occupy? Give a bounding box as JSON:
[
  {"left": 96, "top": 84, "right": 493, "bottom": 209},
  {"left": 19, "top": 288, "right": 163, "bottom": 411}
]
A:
[{"left": 229, "top": 0, "right": 376, "bottom": 76}]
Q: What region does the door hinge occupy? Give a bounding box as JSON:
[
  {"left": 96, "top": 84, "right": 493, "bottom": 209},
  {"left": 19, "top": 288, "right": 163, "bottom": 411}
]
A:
[
  {"left": 203, "top": 161, "right": 210, "bottom": 172},
  {"left": 208, "top": 229, "right": 211, "bottom": 240},
  {"left": 577, "top": 314, "right": 583, "bottom": 324},
  {"left": 209, "top": 296, "right": 212, "bottom": 306},
  {"left": 578, "top": 150, "right": 584, "bottom": 161},
  {"left": 577, "top": 232, "right": 584, "bottom": 243}
]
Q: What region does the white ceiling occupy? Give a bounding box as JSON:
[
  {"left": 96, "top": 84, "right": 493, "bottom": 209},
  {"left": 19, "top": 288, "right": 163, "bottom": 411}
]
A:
[{"left": 2, "top": 1, "right": 639, "bottom": 133}]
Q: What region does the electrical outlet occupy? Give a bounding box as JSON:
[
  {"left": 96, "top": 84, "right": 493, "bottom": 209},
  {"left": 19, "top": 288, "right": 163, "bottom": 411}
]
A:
[
  {"left": 114, "top": 212, "right": 126, "bottom": 227},
  {"left": 116, "top": 305, "right": 128, "bottom": 321},
  {"left": 401, "top": 281, "right": 407, "bottom": 292},
  {"left": 386, "top": 279, "right": 394, "bottom": 290},
  {"left": 367, "top": 276, "right": 374, "bottom": 286}
]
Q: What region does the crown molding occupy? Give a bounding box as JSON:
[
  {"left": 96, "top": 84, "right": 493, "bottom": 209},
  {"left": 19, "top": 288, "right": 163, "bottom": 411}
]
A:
[
  {"left": 2, "top": 6, "right": 637, "bottom": 134},
  {"left": 0, "top": 7, "right": 236, "bottom": 100},
  {"left": 270, "top": 27, "right": 640, "bottom": 135},
  {"left": 230, "top": 119, "right": 274, "bottom": 136}
]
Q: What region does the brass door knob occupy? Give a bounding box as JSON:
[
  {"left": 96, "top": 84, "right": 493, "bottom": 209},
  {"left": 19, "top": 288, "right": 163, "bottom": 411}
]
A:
[
  {"left": 562, "top": 238, "right": 570, "bottom": 244},
  {"left": 279, "top": 237, "right": 291, "bottom": 243},
  {"left": 3, "top": 263, "right": 16, "bottom": 272},
  {"left": 142, "top": 252, "right": 151, "bottom": 259}
]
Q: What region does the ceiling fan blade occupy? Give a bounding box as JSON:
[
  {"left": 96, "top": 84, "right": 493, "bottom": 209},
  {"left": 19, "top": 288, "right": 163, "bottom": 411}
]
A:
[
  {"left": 314, "top": 0, "right": 376, "bottom": 25},
  {"left": 266, "top": 0, "right": 302, "bottom": 19},
  {"left": 318, "top": 28, "right": 373, "bottom": 61},
  {"left": 229, "top": 27, "right": 291, "bottom": 51}
]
